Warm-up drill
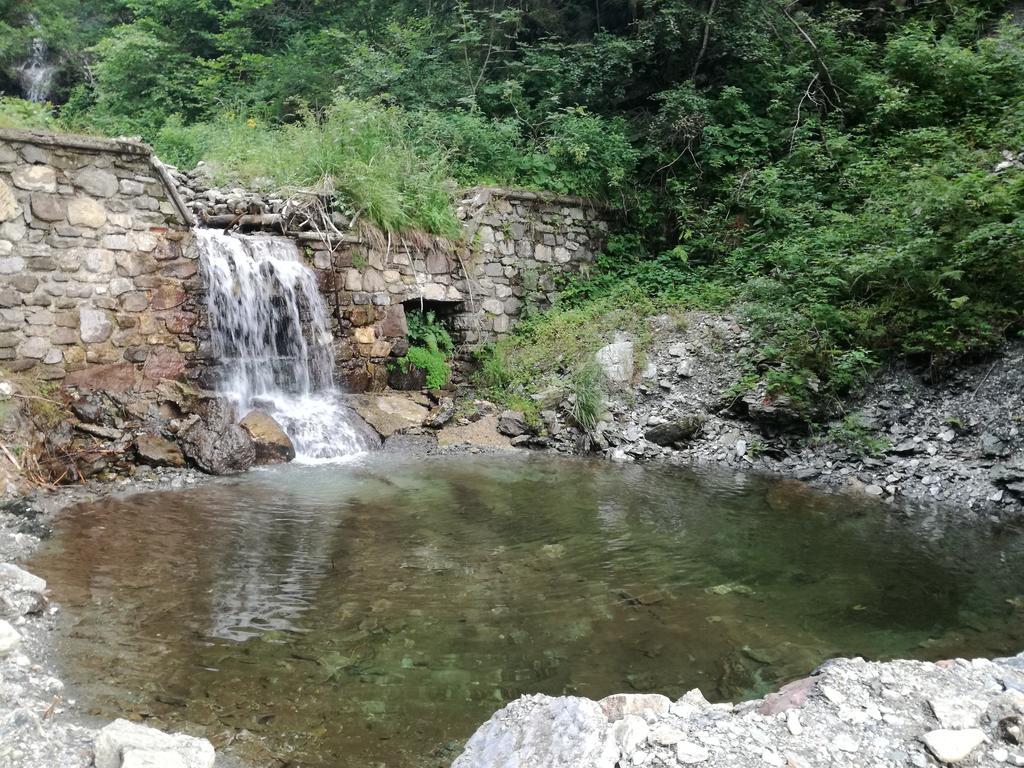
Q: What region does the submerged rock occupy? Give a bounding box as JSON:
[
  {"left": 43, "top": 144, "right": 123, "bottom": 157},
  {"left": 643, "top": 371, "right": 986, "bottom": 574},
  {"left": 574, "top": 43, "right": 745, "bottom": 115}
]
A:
[
  {"left": 239, "top": 410, "right": 296, "bottom": 464},
  {"left": 94, "top": 719, "right": 214, "bottom": 768},
  {"left": 178, "top": 400, "right": 255, "bottom": 475}
]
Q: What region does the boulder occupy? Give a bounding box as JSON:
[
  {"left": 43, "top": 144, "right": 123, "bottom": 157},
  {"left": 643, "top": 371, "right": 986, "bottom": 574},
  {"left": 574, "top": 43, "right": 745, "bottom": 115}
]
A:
[
  {"left": 595, "top": 341, "right": 634, "bottom": 384},
  {"left": 239, "top": 411, "right": 296, "bottom": 464},
  {"left": 644, "top": 415, "right": 705, "bottom": 446},
  {"left": 424, "top": 397, "right": 456, "bottom": 429},
  {"left": 497, "top": 410, "right": 531, "bottom": 437},
  {"left": 135, "top": 433, "right": 186, "bottom": 468},
  {"left": 453, "top": 694, "right": 618, "bottom": 768},
  {"left": 94, "top": 719, "right": 215, "bottom": 768},
  {"left": 178, "top": 400, "right": 255, "bottom": 475},
  {"left": 346, "top": 394, "right": 430, "bottom": 437}
]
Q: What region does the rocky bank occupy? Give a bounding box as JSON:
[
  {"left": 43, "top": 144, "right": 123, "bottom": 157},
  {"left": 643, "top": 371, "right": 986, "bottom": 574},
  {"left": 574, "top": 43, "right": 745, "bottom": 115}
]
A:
[
  {"left": 443, "top": 312, "right": 1022, "bottom": 520},
  {"left": 453, "top": 653, "right": 1024, "bottom": 768}
]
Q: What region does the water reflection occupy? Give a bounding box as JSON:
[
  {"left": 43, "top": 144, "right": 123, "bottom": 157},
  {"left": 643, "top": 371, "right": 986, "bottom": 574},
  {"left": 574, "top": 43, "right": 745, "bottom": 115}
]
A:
[{"left": 31, "top": 455, "right": 1024, "bottom": 767}]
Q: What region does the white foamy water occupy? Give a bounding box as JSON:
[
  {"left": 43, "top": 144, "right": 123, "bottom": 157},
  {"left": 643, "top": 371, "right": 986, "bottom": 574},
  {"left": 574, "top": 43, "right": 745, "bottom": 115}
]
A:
[
  {"left": 196, "top": 228, "right": 374, "bottom": 461},
  {"left": 17, "top": 27, "right": 57, "bottom": 103}
]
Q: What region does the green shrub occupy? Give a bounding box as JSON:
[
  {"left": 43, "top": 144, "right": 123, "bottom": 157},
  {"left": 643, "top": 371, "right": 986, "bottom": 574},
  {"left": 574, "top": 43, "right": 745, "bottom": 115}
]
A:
[
  {"left": 0, "top": 97, "right": 57, "bottom": 131},
  {"left": 392, "top": 309, "right": 455, "bottom": 389}
]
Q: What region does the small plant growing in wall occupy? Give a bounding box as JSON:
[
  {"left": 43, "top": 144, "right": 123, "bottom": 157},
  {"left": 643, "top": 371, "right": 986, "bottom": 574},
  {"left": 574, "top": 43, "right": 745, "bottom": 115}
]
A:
[{"left": 392, "top": 310, "right": 455, "bottom": 389}]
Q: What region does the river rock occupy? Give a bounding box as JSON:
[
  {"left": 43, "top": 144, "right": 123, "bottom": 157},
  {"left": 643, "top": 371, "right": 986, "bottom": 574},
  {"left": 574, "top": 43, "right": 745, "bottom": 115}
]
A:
[
  {"left": 644, "top": 415, "right": 705, "bottom": 446},
  {"left": 497, "top": 410, "right": 531, "bottom": 437},
  {"left": 0, "top": 619, "right": 21, "bottom": 655},
  {"left": 178, "top": 400, "right": 255, "bottom": 475},
  {"left": 346, "top": 394, "right": 429, "bottom": 437},
  {"left": 94, "top": 719, "right": 215, "bottom": 768},
  {"left": 134, "top": 433, "right": 186, "bottom": 468},
  {"left": 595, "top": 341, "right": 634, "bottom": 384},
  {"left": 453, "top": 694, "right": 618, "bottom": 768},
  {"left": 239, "top": 411, "right": 296, "bottom": 464},
  {"left": 921, "top": 728, "right": 986, "bottom": 763}
]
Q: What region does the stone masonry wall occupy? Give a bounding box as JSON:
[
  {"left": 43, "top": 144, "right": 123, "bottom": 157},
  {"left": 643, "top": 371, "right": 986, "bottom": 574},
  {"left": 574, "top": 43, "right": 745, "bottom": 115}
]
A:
[
  {"left": 0, "top": 129, "right": 197, "bottom": 386},
  {"left": 303, "top": 187, "right": 612, "bottom": 391}
]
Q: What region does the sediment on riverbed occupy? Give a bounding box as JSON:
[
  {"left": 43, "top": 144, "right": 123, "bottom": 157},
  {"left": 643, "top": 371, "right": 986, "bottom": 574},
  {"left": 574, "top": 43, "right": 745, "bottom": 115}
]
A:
[{"left": 5, "top": 486, "right": 1024, "bottom": 768}]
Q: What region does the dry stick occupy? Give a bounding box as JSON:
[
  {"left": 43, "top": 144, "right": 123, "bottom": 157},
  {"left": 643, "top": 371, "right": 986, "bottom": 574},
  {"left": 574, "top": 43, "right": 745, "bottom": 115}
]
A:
[
  {"left": 690, "top": 0, "right": 718, "bottom": 81},
  {"left": 0, "top": 443, "right": 20, "bottom": 471},
  {"left": 971, "top": 361, "right": 999, "bottom": 400},
  {"left": 790, "top": 73, "right": 820, "bottom": 154},
  {"left": 775, "top": 1, "right": 840, "bottom": 108}
]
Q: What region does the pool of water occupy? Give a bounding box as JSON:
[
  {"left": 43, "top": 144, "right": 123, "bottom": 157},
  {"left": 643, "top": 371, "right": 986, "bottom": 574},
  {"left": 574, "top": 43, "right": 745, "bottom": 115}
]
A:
[{"left": 30, "top": 455, "right": 1024, "bottom": 767}]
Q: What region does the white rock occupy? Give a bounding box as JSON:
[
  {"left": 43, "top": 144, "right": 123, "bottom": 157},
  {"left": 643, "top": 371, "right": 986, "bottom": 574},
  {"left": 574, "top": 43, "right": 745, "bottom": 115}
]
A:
[
  {"left": 821, "top": 684, "right": 846, "bottom": 705},
  {"left": 667, "top": 343, "right": 688, "bottom": 357},
  {"left": 921, "top": 729, "right": 987, "bottom": 764},
  {"left": 676, "top": 741, "right": 711, "bottom": 763},
  {"left": 94, "top": 719, "right": 215, "bottom": 768},
  {"left": 599, "top": 693, "right": 671, "bottom": 722},
  {"left": 928, "top": 697, "right": 983, "bottom": 729},
  {"left": 612, "top": 715, "right": 649, "bottom": 754},
  {"left": 453, "top": 695, "right": 618, "bottom": 768},
  {"left": 80, "top": 307, "right": 114, "bottom": 343},
  {"left": 595, "top": 341, "right": 634, "bottom": 384},
  {"left": 786, "top": 709, "right": 803, "bottom": 736},
  {"left": 832, "top": 733, "right": 860, "bottom": 752},
  {"left": 676, "top": 359, "right": 696, "bottom": 377},
  {"left": 0, "top": 381, "right": 12, "bottom": 400},
  {"left": 648, "top": 723, "right": 684, "bottom": 746},
  {"left": 0, "top": 563, "right": 47, "bottom": 594},
  {"left": 0, "top": 619, "right": 22, "bottom": 656}
]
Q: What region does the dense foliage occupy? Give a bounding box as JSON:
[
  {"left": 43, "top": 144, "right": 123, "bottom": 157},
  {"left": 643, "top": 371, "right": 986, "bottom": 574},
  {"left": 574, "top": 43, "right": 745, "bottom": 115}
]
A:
[
  {"left": 2, "top": 0, "right": 1022, "bottom": 410},
  {"left": 394, "top": 309, "right": 455, "bottom": 389}
]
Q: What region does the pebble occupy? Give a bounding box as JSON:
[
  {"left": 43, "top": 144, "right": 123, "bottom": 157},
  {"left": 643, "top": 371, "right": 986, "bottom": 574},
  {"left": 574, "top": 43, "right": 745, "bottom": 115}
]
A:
[{"left": 921, "top": 728, "right": 987, "bottom": 764}]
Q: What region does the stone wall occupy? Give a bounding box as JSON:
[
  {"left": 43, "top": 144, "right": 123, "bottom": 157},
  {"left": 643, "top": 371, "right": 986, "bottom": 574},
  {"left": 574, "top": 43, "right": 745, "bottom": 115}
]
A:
[
  {"left": 303, "top": 187, "right": 612, "bottom": 391},
  {"left": 0, "top": 129, "right": 196, "bottom": 386}
]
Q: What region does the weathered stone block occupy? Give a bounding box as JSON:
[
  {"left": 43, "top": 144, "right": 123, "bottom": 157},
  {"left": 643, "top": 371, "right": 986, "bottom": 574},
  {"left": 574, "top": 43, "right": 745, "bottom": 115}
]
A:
[
  {"left": 0, "top": 256, "right": 26, "bottom": 275},
  {"left": 74, "top": 167, "right": 119, "bottom": 198},
  {"left": 30, "top": 193, "right": 65, "bottom": 222},
  {"left": 120, "top": 292, "right": 150, "bottom": 312},
  {"left": 80, "top": 307, "right": 114, "bottom": 343},
  {"left": 11, "top": 165, "right": 57, "bottom": 192},
  {"left": 151, "top": 284, "right": 186, "bottom": 310},
  {"left": 67, "top": 197, "right": 107, "bottom": 228},
  {"left": 83, "top": 249, "right": 116, "bottom": 273}
]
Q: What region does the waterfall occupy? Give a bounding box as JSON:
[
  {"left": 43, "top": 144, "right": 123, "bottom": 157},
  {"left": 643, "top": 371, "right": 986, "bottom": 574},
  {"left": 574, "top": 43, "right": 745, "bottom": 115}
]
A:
[
  {"left": 16, "top": 21, "right": 57, "bottom": 103},
  {"left": 196, "top": 229, "right": 374, "bottom": 461}
]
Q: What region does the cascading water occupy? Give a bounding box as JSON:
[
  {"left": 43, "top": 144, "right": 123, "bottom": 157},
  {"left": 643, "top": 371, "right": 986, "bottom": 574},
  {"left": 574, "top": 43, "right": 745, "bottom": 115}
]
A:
[
  {"left": 196, "top": 228, "right": 375, "bottom": 461},
  {"left": 16, "top": 20, "right": 57, "bottom": 103}
]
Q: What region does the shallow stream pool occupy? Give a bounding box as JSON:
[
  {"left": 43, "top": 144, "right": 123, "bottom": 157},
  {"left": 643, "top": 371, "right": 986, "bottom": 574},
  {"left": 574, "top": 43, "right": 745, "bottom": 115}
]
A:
[{"left": 30, "top": 455, "right": 1024, "bottom": 767}]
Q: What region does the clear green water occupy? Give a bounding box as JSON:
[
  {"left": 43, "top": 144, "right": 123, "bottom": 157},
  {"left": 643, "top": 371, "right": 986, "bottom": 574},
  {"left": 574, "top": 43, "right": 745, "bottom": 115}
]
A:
[{"left": 30, "top": 455, "right": 1024, "bottom": 767}]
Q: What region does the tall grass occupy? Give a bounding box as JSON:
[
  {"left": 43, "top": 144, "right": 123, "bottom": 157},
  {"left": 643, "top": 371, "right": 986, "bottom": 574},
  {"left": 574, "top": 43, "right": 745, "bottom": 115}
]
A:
[{"left": 154, "top": 97, "right": 460, "bottom": 237}]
